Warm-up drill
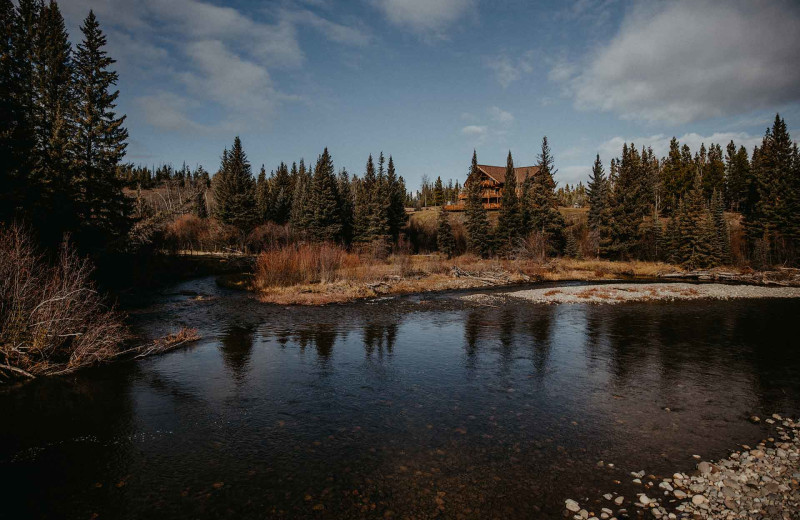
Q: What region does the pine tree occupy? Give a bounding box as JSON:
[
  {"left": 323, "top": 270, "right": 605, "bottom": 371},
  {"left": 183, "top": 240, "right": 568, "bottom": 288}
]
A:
[
  {"left": 464, "top": 150, "right": 492, "bottom": 257},
  {"left": 724, "top": 142, "right": 751, "bottom": 212},
  {"left": 386, "top": 156, "right": 407, "bottom": 240},
  {"left": 255, "top": 165, "right": 270, "bottom": 222},
  {"left": 744, "top": 114, "right": 797, "bottom": 264},
  {"left": 526, "top": 136, "right": 566, "bottom": 254},
  {"left": 675, "top": 173, "right": 716, "bottom": 268},
  {"left": 290, "top": 159, "right": 313, "bottom": 232},
  {"left": 309, "top": 147, "right": 342, "bottom": 242},
  {"left": 72, "top": 10, "right": 130, "bottom": 247},
  {"left": 211, "top": 136, "right": 257, "bottom": 231},
  {"left": 1, "top": 0, "right": 41, "bottom": 224},
  {"left": 32, "top": 0, "right": 76, "bottom": 245},
  {"left": 610, "top": 144, "right": 649, "bottom": 259},
  {"left": 436, "top": 207, "right": 456, "bottom": 258},
  {"left": 586, "top": 154, "right": 611, "bottom": 256},
  {"left": 496, "top": 150, "right": 522, "bottom": 252},
  {"left": 352, "top": 155, "right": 375, "bottom": 242},
  {"left": 433, "top": 176, "right": 444, "bottom": 206},
  {"left": 337, "top": 168, "right": 354, "bottom": 244},
  {"left": 711, "top": 189, "right": 730, "bottom": 264},
  {"left": 270, "top": 161, "right": 292, "bottom": 224},
  {"left": 702, "top": 143, "right": 725, "bottom": 201},
  {"left": 370, "top": 152, "right": 390, "bottom": 239},
  {"left": 193, "top": 189, "right": 207, "bottom": 218}
]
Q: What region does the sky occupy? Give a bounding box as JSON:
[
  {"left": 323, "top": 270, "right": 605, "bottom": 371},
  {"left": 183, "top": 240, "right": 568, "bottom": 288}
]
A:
[{"left": 60, "top": 0, "right": 800, "bottom": 189}]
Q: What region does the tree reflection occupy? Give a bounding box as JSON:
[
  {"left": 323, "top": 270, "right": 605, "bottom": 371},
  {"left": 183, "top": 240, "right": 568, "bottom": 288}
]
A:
[
  {"left": 219, "top": 323, "right": 255, "bottom": 381},
  {"left": 363, "top": 320, "right": 398, "bottom": 359}
]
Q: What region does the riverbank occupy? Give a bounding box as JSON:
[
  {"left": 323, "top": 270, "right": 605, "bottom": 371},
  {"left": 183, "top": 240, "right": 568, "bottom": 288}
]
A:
[
  {"left": 478, "top": 282, "right": 800, "bottom": 305},
  {"left": 564, "top": 415, "right": 800, "bottom": 519},
  {"left": 252, "top": 256, "right": 681, "bottom": 305},
  {"left": 250, "top": 254, "right": 799, "bottom": 305}
]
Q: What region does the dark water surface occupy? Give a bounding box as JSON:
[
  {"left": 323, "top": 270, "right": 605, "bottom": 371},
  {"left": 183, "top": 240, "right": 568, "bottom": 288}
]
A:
[{"left": 2, "top": 278, "right": 800, "bottom": 519}]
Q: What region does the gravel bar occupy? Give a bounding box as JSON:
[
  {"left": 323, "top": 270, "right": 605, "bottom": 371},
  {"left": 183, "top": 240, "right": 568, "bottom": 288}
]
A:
[
  {"left": 499, "top": 283, "right": 800, "bottom": 305},
  {"left": 564, "top": 415, "right": 800, "bottom": 519}
]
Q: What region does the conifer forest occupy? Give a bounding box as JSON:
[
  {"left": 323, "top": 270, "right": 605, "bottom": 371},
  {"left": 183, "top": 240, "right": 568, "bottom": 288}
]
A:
[{"left": 2, "top": 2, "right": 800, "bottom": 519}]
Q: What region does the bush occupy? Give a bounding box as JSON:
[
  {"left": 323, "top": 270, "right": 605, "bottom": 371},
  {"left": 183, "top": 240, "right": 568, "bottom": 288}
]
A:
[
  {"left": 0, "top": 225, "right": 129, "bottom": 377},
  {"left": 254, "top": 243, "right": 360, "bottom": 287}
]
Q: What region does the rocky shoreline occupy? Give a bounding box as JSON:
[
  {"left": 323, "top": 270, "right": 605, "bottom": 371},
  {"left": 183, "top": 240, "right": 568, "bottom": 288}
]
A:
[
  {"left": 481, "top": 282, "right": 800, "bottom": 305},
  {"left": 564, "top": 415, "right": 800, "bottom": 519}
]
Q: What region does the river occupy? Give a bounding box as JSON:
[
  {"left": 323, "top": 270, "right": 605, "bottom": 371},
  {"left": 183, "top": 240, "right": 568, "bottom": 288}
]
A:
[{"left": 2, "top": 277, "right": 799, "bottom": 519}]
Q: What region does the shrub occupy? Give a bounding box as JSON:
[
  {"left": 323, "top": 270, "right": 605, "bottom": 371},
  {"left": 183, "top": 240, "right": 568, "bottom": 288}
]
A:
[
  {"left": 0, "top": 225, "right": 129, "bottom": 377},
  {"left": 254, "top": 243, "right": 359, "bottom": 288}
]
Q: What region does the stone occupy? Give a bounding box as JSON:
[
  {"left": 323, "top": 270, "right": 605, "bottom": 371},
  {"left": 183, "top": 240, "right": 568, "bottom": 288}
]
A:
[
  {"left": 614, "top": 496, "right": 624, "bottom": 505},
  {"left": 692, "top": 495, "right": 708, "bottom": 506},
  {"left": 565, "top": 499, "right": 580, "bottom": 513}
]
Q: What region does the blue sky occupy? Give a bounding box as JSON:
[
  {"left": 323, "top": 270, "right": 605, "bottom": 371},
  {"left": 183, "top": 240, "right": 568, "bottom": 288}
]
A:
[{"left": 61, "top": 0, "right": 800, "bottom": 189}]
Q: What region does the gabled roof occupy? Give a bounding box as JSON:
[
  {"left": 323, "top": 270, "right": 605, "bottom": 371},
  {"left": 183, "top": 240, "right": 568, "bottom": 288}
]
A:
[{"left": 476, "top": 164, "right": 539, "bottom": 185}]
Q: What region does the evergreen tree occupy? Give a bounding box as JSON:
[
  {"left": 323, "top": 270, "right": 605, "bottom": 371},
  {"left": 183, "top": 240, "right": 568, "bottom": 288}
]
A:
[
  {"left": 674, "top": 173, "right": 717, "bottom": 268},
  {"left": 255, "top": 165, "right": 270, "bottom": 222},
  {"left": 309, "top": 148, "right": 342, "bottom": 242},
  {"left": 436, "top": 207, "right": 456, "bottom": 258},
  {"left": 270, "top": 161, "right": 292, "bottom": 224},
  {"left": 72, "top": 10, "right": 130, "bottom": 247},
  {"left": 211, "top": 136, "right": 257, "bottom": 231},
  {"left": 337, "top": 168, "right": 354, "bottom": 244},
  {"left": 744, "top": 114, "right": 798, "bottom": 264},
  {"left": 610, "top": 144, "right": 648, "bottom": 258},
  {"left": 724, "top": 141, "right": 751, "bottom": 212},
  {"left": 352, "top": 155, "right": 375, "bottom": 242},
  {"left": 711, "top": 189, "right": 730, "bottom": 264},
  {"left": 464, "top": 150, "right": 492, "bottom": 257},
  {"left": 496, "top": 150, "right": 522, "bottom": 252},
  {"left": 1, "top": 0, "right": 41, "bottom": 224},
  {"left": 702, "top": 143, "right": 725, "bottom": 201},
  {"left": 370, "top": 152, "right": 390, "bottom": 239},
  {"left": 587, "top": 154, "right": 612, "bottom": 256},
  {"left": 193, "top": 189, "right": 207, "bottom": 218},
  {"left": 386, "top": 155, "right": 407, "bottom": 240},
  {"left": 526, "top": 136, "right": 566, "bottom": 254},
  {"left": 290, "top": 159, "right": 313, "bottom": 231},
  {"left": 433, "top": 176, "right": 444, "bottom": 206}
]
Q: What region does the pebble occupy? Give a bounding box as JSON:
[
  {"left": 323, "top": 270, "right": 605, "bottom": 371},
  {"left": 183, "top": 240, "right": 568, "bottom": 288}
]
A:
[
  {"left": 565, "top": 499, "right": 580, "bottom": 513},
  {"left": 565, "top": 415, "right": 800, "bottom": 520}
]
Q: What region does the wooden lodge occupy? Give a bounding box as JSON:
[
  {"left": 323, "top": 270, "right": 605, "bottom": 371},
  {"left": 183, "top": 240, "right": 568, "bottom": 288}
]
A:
[{"left": 444, "top": 164, "right": 539, "bottom": 211}]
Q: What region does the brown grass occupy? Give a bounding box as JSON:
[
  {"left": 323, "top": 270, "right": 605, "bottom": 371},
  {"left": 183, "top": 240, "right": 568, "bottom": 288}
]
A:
[
  {"left": 0, "top": 225, "right": 130, "bottom": 378},
  {"left": 251, "top": 243, "right": 684, "bottom": 305}
]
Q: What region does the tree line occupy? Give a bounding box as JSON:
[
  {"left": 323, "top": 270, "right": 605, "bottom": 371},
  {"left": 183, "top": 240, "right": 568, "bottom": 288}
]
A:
[
  {"left": 1, "top": 1, "right": 129, "bottom": 252},
  {"left": 210, "top": 137, "right": 408, "bottom": 248},
  {"left": 585, "top": 115, "right": 799, "bottom": 267}
]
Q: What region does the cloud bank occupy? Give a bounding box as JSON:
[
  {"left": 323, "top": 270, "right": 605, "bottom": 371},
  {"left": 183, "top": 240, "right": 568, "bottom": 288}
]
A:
[{"left": 556, "top": 0, "right": 800, "bottom": 124}]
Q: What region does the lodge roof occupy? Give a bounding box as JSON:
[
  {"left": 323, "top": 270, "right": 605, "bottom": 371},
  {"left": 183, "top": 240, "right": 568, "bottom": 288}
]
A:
[{"left": 476, "top": 164, "right": 539, "bottom": 185}]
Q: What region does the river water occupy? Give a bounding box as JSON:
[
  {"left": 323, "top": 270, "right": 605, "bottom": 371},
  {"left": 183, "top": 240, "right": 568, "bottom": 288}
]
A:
[{"left": 2, "top": 278, "right": 799, "bottom": 519}]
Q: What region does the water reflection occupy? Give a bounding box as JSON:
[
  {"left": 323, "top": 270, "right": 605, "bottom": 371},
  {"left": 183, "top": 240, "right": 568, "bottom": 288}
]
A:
[
  {"left": 363, "top": 320, "right": 397, "bottom": 358},
  {"left": 2, "top": 287, "right": 800, "bottom": 520},
  {"left": 218, "top": 323, "right": 255, "bottom": 380}
]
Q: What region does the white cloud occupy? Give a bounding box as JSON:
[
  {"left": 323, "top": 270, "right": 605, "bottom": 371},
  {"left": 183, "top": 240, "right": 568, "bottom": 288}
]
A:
[
  {"left": 461, "top": 125, "right": 489, "bottom": 144},
  {"left": 486, "top": 52, "right": 534, "bottom": 88},
  {"left": 556, "top": 165, "right": 591, "bottom": 186},
  {"left": 374, "top": 0, "right": 476, "bottom": 38},
  {"left": 136, "top": 92, "right": 206, "bottom": 133},
  {"left": 489, "top": 106, "right": 514, "bottom": 125},
  {"left": 597, "top": 131, "right": 764, "bottom": 160},
  {"left": 555, "top": 0, "right": 800, "bottom": 124},
  {"left": 61, "top": 0, "right": 370, "bottom": 132}
]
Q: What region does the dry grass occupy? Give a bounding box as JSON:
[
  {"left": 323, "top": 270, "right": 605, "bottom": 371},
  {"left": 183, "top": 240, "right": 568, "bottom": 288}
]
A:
[
  {"left": 0, "top": 225, "right": 130, "bottom": 379},
  {"left": 251, "top": 243, "right": 683, "bottom": 305}
]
